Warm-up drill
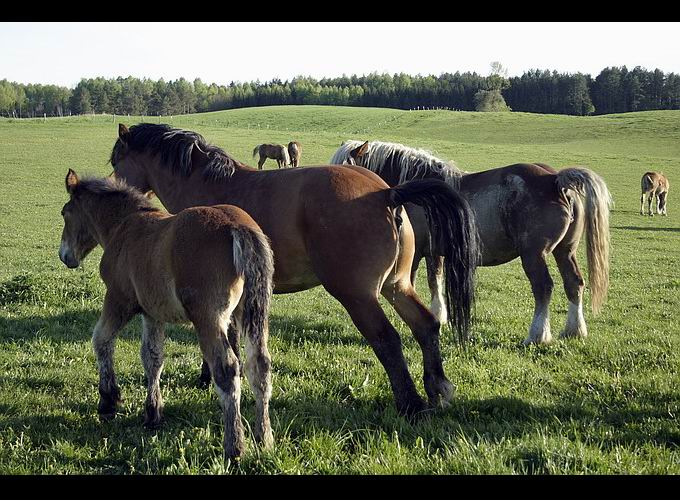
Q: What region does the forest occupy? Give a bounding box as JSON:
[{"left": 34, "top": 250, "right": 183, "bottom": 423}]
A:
[{"left": 1, "top": 66, "right": 679, "bottom": 118}]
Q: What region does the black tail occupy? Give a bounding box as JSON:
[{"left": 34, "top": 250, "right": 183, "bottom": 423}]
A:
[
  {"left": 388, "top": 179, "right": 480, "bottom": 343},
  {"left": 232, "top": 226, "right": 275, "bottom": 349}
]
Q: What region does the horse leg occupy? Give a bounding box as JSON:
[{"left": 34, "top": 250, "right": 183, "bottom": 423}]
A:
[
  {"left": 382, "top": 281, "right": 454, "bottom": 409},
  {"left": 640, "top": 193, "right": 646, "bottom": 215},
  {"left": 332, "top": 293, "right": 427, "bottom": 418},
  {"left": 198, "top": 310, "right": 242, "bottom": 388},
  {"left": 660, "top": 192, "right": 668, "bottom": 215},
  {"left": 258, "top": 156, "right": 266, "bottom": 170},
  {"left": 141, "top": 314, "right": 165, "bottom": 428},
  {"left": 425, "top": 255, "right": 448, "bottom": 325},
  {"left": 196, "top": 318, "right": 244, "bottom": 460},
  {"left": 520, "top": 251, "right": 554, "bottom": 345},
  {"left": 239, "top": 304, "right": 274, "bottom": 449},
  {"left": 553, "top": 244, "right": 587, "bottom": 339},
  {"left": 648, "top": 192, "right": 654, "bottom": 216},
  {"left": 92, "top": 296, "right": 134, "bottom": 421}
]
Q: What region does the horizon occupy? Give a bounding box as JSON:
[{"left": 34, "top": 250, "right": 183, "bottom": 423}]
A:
[{"left": 2, "top": 22, "right": 680, "bottom": 88}]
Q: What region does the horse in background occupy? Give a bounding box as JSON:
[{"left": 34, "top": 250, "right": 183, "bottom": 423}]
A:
[
  {"left": 111, "top": 123, "right": 480, "bottom": 417},
  {"left": 58, "top": 169, "right": 275, "bottom": 460},
  {"left": 287, "top": 141, "right": 302, "bottom": 167},
  {"left": 331, "top": 140, "right": 612, "bottom": 346},
  {"left": 640, "top": 171, "right": 669, "bottom": 216},
  {"left": 253, "top": 143, "right": 290, "bottom": 169}
]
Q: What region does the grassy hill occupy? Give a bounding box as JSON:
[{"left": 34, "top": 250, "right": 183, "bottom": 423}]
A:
[{"left": 0, "top": 106, "right": 679, "bottom": 473}]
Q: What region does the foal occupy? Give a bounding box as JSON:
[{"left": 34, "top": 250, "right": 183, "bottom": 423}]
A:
[
  {"left": 640, "top": 171, "right": 670, "bottom": 216},
  {"left": 58, "top": 170, "right": 275, "bottom": 460}
]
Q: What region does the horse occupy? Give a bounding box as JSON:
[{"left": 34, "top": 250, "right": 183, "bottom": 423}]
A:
[
  {"left": 331, "top": 140, "right": 612, "bottom": 345},
  {"left": 110, "top": 123, "right": 480, "bottom": 417},
  {"left": 640, "top": 171, "right": 669, "bottom": 216},
  {"left": 253, "top": 143, "right": 291, "bottom": 169},
  {"left": 287, "top": 141, "right": 302, "bottom": 168},
  {"left": 58, "top": 169, "right": 275, "bottom": 460}
]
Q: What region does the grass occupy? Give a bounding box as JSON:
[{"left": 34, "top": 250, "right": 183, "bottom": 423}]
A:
[{"left": 0, "top": 106, "right": 679, "bottom": 474}]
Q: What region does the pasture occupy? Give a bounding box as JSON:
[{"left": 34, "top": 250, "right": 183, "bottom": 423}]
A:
[{"left": 0, "top": 106, "right": 679, "bottom": 474}]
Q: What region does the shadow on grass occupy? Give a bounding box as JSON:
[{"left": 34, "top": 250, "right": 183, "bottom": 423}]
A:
[
  {"left": 3, "top": 382, "right": 678, "bottom": 474},
  {"left": 0, "top": 309, "right": 361, "bottom": 347},
  {"left": 614, "top": 225, "right": 680, "bottom": 233}
]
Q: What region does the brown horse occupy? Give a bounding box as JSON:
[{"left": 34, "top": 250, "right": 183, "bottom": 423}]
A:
[
  {"left": 287, "top": 141, "right": 302, "bottom": 168},
  {"left": 58, "top": 170, "right": 275, "bottom": 460},
  {"left": 331, "top": 140, "right": 612, "bottom": 345},
  {"left": 110, "top": 123, "right": 480, "bottom": 417},
  {"left": 640, "top": 171, "right": 669, "bottom": 216},
  {"left": 253, "top": 143, "right": 290, "bottom": 169}
]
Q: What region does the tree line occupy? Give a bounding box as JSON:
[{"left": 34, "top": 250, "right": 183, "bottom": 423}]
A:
[{"left": 2, "top": 66, "right": 680, "bottom": 118}]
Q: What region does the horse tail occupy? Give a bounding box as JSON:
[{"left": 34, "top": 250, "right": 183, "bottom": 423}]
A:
[
  {"left": 556, "top": 168, "right": 613, "bottom": 314},
  {"left": 641, "top": 172, "right": 654, "bottom": 192},
  {"left": 232, "top": 225, "right": 275, "bottom": 360},
  {"left": 252, "top": 145, "right": 260, "bottom": 158},
  {"left": 282, "top": 146, "right": 290, "bottom": 166},
  {"left": 387, "top": 179, "right": 480, "bottom": 344}
]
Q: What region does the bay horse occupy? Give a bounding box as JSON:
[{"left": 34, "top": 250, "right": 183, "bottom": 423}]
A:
[
  {"left": 331, "top": 140, "right": 612, "bottom": 345},
  {"left": 110, "top": 123, "right": 480, "bottom": 417},
  {"left": 640, "top": 171, "right": 669, "bottom": 216},
  {"left": 58, "top": 170, "right": 275, "bottom": 460},
  {"left": 287, "top": 141, "right": 302, "bottom": 168},
  {"left": 253, "top": 143, "right": 290, "bottom": 169}
]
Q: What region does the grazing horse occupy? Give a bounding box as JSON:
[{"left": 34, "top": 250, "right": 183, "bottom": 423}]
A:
[
  {"left": 640, "top": 171, "right": 669, "bottom": 216},
  {"left": 253, "top": 143, "right": 290, "bottom": 169},
  {"left": 58, "top": 170, "right": 275, "bottom": 460},
  {"left": 331, "top": 140, "right": 612, "bottom": 345},
  {"left": 287, "top": 141, "right": 302, "bottom": 168},
  {"left": 110, "top": 123, "right": 480, "bottom": 417}
]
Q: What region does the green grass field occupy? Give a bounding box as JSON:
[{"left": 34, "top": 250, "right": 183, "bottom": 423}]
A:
[{"left": 1, "top": 106, "right": 679, "bottom": 474}]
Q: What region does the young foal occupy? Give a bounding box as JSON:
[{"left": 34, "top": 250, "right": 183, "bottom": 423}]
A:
[
  {"left": 640, "top": 171, "right": 670, "bottom": 216},
  {"left": 58, "top": 170, "right": 275, "bottom": 460},
  {"left": 287, "top": 141, "right": 302, "bottom": 168},
  {"left": 253, "top": 143, "right": 291, "bottom": 169}
]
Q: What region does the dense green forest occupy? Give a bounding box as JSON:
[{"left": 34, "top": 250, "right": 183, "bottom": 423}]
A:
[{"left": 2, "top": 66, "right": 679, "bottom": 118}]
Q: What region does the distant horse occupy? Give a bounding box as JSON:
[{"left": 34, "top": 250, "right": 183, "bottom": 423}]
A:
[
  {"left": 331, "top": 140, "right": 612, "bottom": 345},
  {"left": 253, "top": 143, "right": 290, "bottom": 169},
  {"left": 58, "top": 170, "right": 275, "bottom": 460},
  {"left": 111, "top": 123, "right": 480, "bottom": 417},
  {"left": 640, "top": 171, "right": 669, "bottom": 216},
  {"left": 287, "top": 141, "right": 302, "bottom": 168}
]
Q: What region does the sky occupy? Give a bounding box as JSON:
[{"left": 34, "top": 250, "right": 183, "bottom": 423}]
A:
[{"left": 2, "top": 22, "right": 679, "bottom": 88}]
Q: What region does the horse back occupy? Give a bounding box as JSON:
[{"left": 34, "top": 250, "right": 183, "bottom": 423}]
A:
[{"left": 101, "top": 206, "right": 257, "bottom": 322}]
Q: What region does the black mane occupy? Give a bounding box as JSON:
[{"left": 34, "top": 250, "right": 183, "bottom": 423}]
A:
[
  {"left": 75, "top": 176, "right": 159, "bottom": 212},
  {"left": 110, "top": 123, "right": 245, "bottom": 181}
]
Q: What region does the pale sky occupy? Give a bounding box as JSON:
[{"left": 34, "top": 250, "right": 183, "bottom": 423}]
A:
[{"left": 2, "top": 22, "right": 679, "bottom": 87}]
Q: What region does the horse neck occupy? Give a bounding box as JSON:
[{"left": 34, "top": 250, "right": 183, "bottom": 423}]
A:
[
  {"left": 144, "top": 157, "right": 252, "bottom": 213},
  {"left": 81, "top": 195, "right": 144, "bottom": 248}
]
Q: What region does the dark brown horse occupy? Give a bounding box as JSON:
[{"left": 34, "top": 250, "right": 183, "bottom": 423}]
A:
[
  {"left": 640, "top": 171, "right": 669, "bottom": 216},
  {"left": 287, "top": 141, "right": 302, "bottom": 168},
  {"left": 110, "top": 123, "right": 480, "bottom": 417},
  {"left": 58, "top": 170, "right": 275, "bottom": 460},
  {"left": 332, "top": 140, "right": 612, "bottom": 345}
]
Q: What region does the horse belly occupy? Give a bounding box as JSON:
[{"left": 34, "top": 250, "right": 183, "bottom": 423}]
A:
[
  {"left": 135, "top": 274, "right": 190, "bottom": 323},
  {"left": 466, "top": 187, "right": 518, "bottom": 266}
]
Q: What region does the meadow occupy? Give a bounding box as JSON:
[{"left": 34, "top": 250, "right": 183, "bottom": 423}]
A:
[{"left": 0, "top": 106, "right": 679, "bottom": 474}]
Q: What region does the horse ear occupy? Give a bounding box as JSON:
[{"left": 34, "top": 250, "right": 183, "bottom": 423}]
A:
[
  {"left": 65, "top": 169, "right": 79, "bottom": 194},
  {"left": 350, "top": 141, "right": 370, "bottom": 161},
  {"left": 118, "top": 123, "right": 130, "bottom": 145}
]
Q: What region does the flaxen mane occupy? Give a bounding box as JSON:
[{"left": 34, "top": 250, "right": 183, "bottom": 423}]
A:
[
  {"left": 110, "top": 123, "right": 247, "bottom": 181},
  {"left": 330, "top": 140, "right": 463, "bottom": 189}
]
